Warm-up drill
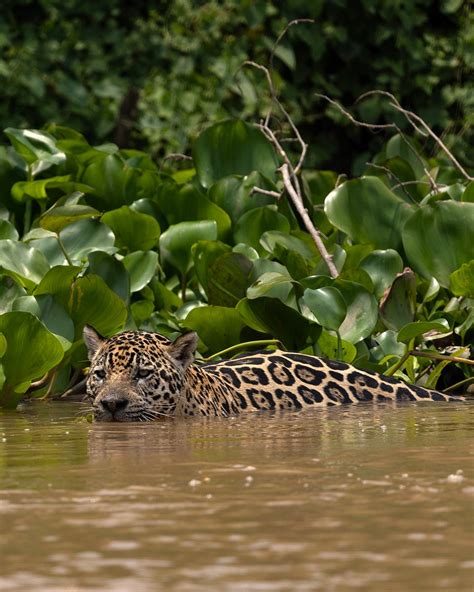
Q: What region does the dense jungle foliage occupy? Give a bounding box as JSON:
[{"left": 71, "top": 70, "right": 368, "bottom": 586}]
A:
[
  {"left": 0, "top": 118, "right": 472, "bottom": 407},
  {"left": 1, "top": 0, "right": 472, "bottom": 171}
]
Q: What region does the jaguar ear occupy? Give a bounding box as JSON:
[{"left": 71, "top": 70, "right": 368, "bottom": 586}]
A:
[
  {"left": 83, "top": 325, "right": 105, "bottom": 360},
  {"left": 168, "top": 332, "right": 198, "bottom": 370}
]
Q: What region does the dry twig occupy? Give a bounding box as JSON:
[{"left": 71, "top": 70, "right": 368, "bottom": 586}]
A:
[
  {"left": 315, "top": 92, "right": 441, "bottom": 192},
  {"left": 365, "top": 162, "right": 417, "bottom": 203},
  {"left": 357, "top": 90, "right": 472, "bottom": 182},
  {"left": 242, "top": 22, "right": 338, "bottom": 278}
]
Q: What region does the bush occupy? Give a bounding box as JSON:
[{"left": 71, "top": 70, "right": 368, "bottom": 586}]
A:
[{"left": 0, "top": 118, "right": 472, "bottom": 407}]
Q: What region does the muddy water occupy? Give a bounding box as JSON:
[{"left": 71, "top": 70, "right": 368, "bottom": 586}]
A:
[{"left": 0, "top": 401, "right": 473, "bottom": 592}]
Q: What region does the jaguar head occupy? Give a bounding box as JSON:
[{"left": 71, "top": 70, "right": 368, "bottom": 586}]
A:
[{"left": 83, "top": 326, "right": 198, "bottom": 422}]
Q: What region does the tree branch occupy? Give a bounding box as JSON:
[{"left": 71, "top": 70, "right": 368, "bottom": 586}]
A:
[
  {"left": 315, "top": 92, "right": 442, "bottom": 191},
  {"left": 251, "top": 187, "right": 282, "bottom": 199},
  {"left": 357, "top": 90, "right": 473, "bottom": 181},
  {"left": 280, "top": 163, "right": 338, "bottom": 278}
]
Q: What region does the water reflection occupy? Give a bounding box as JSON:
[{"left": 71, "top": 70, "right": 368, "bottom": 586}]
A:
[{"left": 0, "top": 401, "right": 473, "bottom": 591}]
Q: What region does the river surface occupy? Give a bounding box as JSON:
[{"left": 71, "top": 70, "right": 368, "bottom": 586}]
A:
[{"left": 0, "top": 400, "right": 473, "bottom": 592}]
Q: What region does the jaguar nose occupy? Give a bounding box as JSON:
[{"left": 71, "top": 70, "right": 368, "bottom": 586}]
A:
[{"left": 101, "top": 398, "right": 129, "bottom": 414}]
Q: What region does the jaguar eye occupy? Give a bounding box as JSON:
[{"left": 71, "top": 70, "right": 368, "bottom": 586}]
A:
[
  {"left": 137, "top": 368, "right": 152, "bottom": 379},
  {"left": 93, "top": 369, "right": 106, "bottom": 380}
]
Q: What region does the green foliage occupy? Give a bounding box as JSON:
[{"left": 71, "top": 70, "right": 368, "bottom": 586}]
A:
[
  {"left": 0, "top": 312, "right": 64, "bottom": 407},
  {"left": 0, "top": 1, "right": 471, "bottom": 170},
  {"left": 325, "top": 177, "right": 413, "bottom": 250},
  {"left": 0, "top": 116, "right": 472, "bottom": 407},
  {"left": 193, "top": 120, "right": 279, "bottom": 188}
]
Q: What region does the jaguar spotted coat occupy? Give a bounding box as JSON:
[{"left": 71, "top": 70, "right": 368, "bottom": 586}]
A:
[{"left": 83, "top": 326, "right": 462, "bottom": 422}]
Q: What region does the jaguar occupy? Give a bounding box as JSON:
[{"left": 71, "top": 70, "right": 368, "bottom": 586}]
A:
[{"left": 83, "top": 325, "right": 464, "bottom": 422}]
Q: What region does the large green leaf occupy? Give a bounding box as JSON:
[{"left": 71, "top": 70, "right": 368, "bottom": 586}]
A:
[
  {"left": 193, "top": 240, "right": 231, "bottom": 293},
  {"left": 385, "top": 134, "right": 426, "bottom": 179},
  {"left": 450, "top": 260, "right": 474, "bottom": 298},
  {"left": 0, "top": 279, "right": 26, "bottom": 314},
  {"left": 27, "top": 219, "right": 116, "bottom": 266},
  {"left": 237, "top": 297, "right": 309, "bottom": 350},
  {"left": 402, "top": 201, "right": 474, "bottom": 287},
  {"left": 208, "top": 172, "right": 276, "bottom": 223},
  {"left": 193, "top": 119, "right": 279, "bottom": 188},
  {"left": 379, "top": 268, "right": 417, "bottom": 331},
  {"left": 463, "top": 182, "right": 474, "bottom": 203},
  {"left": 208, "top": 252, "right": 253, "bottom": 306},
  {"left": 0, "top": 220, "right": 19, "bottom": 240},
  {"left": 122, "top": 250, "right": 158, "bottom": 292},
  {"left": 88, "top": 251, "right": 130, "bottom": 302},
  {"left": 160, "top": 220, "right": 217, "bottom": 275},
  {"left": 303, "top": 287, "right": 347, "bottom": 331},
  {"left": 4, "top": 128, "right": 66, "bottom": 175},
  {"left": 359, "top": 249, "right": 404, "bottom": 298},
  {"left": 0, "top": 240, "right": 50, "bottom": 288},
  {"left": 325, "top": 176, "right": 413, "bottom": 249},
  {"left": 155, "top": 183, "right": 231, "bottom": 240},
  {"left": 316, "top": 329, "right": 357, "bottom": 363},
  {"left": 131, "top": 300, "right": 155, "bottom": 326},
  {"left": 68, "top": 274, "right": 127, "bottom": 338},
  {"left": 0, "top": 311, "right": 64, "bottom": 407},
  {"left": 335, "top": 280, "right": 378, "bottom": 343},
  {"left": 35, "top": 294, "right": 75, "bottom": 346},
  {"left": 371, "top": 330, "right": 406, "bottom": 363},
  {"left": 260, "top": 231, "right": 318, "bottom": 260},
  {"left": 0, "top": 333, "right": 6, "bottom": 357},
  {"left": 193, "top": 241, "right": 252, "bottom": 306},
  {"left": 376, "top": 156, "right": 424, "bottom": 203},
  {"left": 234, "top": 206, "right": 290, "bottom": 255},
  {"left": 303, "top": 170, "right": 338, "bottom": 205},
  {"left": 247, "top": 272, "right": 295, "bottom": 304},
  {"left": 102, "top": 206, "right": 161, "bottom": 252},
  {"left": 11, "top": 176, "right": 93, "bottom": 202},
  {"left": 81, "top": 153, "right": 140, "bottom": 208},
  {"left": 397, "top": 319, "right": 450, "bottom": 344},
  {"left": 13, "top": 295, "right": 74, "bottom": 348},
  {"left": 60, "top": 219, "right": 116, "bottom": 263},
  {"left": 184, "top": 306, "right": 245, "bottom": 354},
  {"left": 34, "top": 265, "right": 82, "bottom": 308},
  {"left": 39, "top": 203, "right": 100, "bottom": 234}
]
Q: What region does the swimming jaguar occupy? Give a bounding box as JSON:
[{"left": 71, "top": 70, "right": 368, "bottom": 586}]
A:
[{"left": 83, "top": 326, "right": 464, "bottom": 422}]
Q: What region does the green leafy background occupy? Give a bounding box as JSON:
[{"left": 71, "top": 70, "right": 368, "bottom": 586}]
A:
[{"left": 0, "top": 1, "right": 471, "bottom": 171}]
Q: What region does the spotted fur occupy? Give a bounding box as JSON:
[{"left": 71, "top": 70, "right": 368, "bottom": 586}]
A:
[{"left": 83, "top": 326, "right": 463, "bottom": 422}]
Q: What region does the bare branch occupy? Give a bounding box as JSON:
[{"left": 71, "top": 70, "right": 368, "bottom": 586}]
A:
[
  {"left": 251, "top": 187, "right": 282, "bottom": 199},
  {"left": 269, "top": 19, "right": 315, "bottom": 73},
  {"left": 317, "top": 92, "right": 441, "bottom": 191},
  {"left": 365, "top": 162, "right": 418, "bottom": 203},
  {"left": 391, "top": 180, "right": 445, "bottom": 191},
  {"left": 358, "top": 90, "right": 473, "bottom": 181},
  {"left": 280, "top": 164, "right": 338, "bottom": 278},
  {"left": 243, "top": 60, "right": 277, "bottom": 127},
  {"left": 315, "top": 93, "right": 396, "bottom": 130},
  {"left": 355, "top": 90, "right": 428, "bottom": 136},
  {"left": 256, "top": 121, "right": 304, "bottom": 197},
  {"left": 395, "top": 133, "right": 440, "bottom": 192},
  {"left": 244, "top": 61, "right": 307, "bottom": 175},
  {"left": 241, "top": 21, "right": 338, "bottom": 278}
]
